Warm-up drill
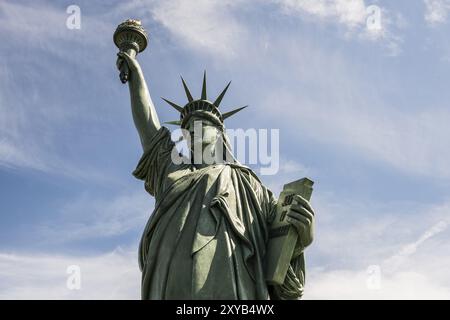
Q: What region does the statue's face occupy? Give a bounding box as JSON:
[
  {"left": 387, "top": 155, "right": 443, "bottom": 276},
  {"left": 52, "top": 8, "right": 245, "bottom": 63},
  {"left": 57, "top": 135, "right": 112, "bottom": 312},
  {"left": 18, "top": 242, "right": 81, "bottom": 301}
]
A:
[{"left": 184, "top": 117, "right": 221, "bottom": 152}]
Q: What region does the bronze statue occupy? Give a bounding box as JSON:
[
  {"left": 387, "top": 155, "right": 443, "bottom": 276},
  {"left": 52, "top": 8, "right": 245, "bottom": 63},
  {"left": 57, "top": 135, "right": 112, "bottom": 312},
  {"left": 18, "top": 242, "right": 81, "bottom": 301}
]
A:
[{"left": 114, "top": 19, "right": 315, "bottom": 300}]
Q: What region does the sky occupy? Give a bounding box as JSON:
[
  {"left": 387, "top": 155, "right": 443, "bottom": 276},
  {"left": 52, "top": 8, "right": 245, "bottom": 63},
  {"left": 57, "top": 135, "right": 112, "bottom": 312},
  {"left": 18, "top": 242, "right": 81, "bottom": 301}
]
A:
[{"left": 1, "top": 0, "right": 450, "bottom": 299}]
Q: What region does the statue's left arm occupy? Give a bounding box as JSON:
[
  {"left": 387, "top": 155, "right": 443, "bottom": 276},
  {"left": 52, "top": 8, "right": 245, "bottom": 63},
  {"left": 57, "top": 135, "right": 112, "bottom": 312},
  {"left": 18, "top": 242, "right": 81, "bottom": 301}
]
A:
[
  {"left": 262, "top": 186, "right": 314, "bottom": 300},
  {"left": 274, "top": 194, "right": 314, "bottom": 299}
]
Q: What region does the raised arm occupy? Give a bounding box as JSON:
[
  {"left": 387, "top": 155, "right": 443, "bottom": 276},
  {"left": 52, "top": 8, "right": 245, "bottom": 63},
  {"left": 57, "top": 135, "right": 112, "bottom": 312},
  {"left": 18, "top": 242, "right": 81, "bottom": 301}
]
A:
[{"left": 116, "top": 52, "right": 161, "bottom": 152}]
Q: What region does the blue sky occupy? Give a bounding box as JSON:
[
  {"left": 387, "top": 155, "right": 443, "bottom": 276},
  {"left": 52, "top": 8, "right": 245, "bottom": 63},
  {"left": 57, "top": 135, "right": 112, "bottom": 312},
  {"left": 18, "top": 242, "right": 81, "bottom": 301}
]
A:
[{"left": 1, "top": 0, "right": 450, "bottom": 299}]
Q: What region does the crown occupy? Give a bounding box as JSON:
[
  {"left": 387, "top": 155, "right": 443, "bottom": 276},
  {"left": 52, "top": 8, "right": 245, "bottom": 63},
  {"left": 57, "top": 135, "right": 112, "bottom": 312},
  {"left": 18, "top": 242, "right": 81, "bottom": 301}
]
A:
[{"left": 162, "top": 71, "right": 247, "bottom": 128}]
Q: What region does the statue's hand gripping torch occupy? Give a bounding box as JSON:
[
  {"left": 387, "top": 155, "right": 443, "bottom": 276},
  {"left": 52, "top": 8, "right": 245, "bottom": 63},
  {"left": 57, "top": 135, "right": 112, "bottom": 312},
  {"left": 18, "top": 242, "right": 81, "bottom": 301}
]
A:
[{"left": 113, "top": 19, "right": 148, "bottom": 84}]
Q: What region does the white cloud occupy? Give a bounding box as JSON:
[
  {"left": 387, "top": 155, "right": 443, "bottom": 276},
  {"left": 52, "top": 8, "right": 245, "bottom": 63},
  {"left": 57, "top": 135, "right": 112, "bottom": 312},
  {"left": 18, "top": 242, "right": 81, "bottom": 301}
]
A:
[
  {"left": 261, "top": 158, "right": 312, "bottom": 195},
  {"left": 279, "top": 158, "right": 310, "bottom": 174},
  {"left": 306, "top": 269, "right": 450, "bottom": 299},
  {"left": 0, "top": 2, "right": 113, "bottom": 56},
  {"left": 37, "top": 191, "right": 152, "bottom": 242},
  {"left": 0, "top": 2, "right": 116, "bottom": 179},
  {"left": 0, "top": 127, "right": 117, "bottom": 182},
  {"left": 274, "top": 0, "right": 403, "bottom": 55},
  {"left": 302, "top": 194, "right": 450, "bottom": 299},
  {"left": 0, "top": 1, "right": 404, "bottom": 176},
  {"left": 1, "top": 0, "right": 449, "bottom": 301},
  {"left": 0, "top": 5, "right": 142, "bottom": 189},
  {"left": 276, "top": 0, "right": 367, "bottom": 28},
  {"left": 0, "top": 247, "right": 140, "bottom": 299},
  {"left": 289, "top": 94, "right": 450, "bottom": 179},
  {"left": 145, "top": 0, "right": 247, "bottom": 58},
  {"left": 382, "top": 206, "right": 450, "bottom": 274},
  {"left": 424, "top": 0, "right": 450, "bottom": 25},
  {"left": 0, "top": 139, "right": 50, "bottom": 172},
  {"left": 121, "top": 0, "right": 403, "bottom": 59},
  {"left": 254, "top": 29, "right": 450, "bottom": 179},
  {"left": 3, "top": 196, "right": 450, "bottom": 299}
]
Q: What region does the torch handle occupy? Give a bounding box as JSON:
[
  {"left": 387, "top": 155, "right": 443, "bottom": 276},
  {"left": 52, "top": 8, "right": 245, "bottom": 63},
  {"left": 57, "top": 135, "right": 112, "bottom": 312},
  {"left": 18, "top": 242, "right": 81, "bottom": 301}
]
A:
[{"left": 119, "top": 48, "right": 137, "bottom": 84}]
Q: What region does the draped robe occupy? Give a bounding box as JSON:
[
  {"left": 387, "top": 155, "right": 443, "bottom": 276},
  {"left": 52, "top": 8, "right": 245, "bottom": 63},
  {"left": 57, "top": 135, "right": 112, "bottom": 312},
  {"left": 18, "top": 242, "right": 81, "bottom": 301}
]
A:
[{"left": 133, "top": 127, "right": 300, "bottom": 299}]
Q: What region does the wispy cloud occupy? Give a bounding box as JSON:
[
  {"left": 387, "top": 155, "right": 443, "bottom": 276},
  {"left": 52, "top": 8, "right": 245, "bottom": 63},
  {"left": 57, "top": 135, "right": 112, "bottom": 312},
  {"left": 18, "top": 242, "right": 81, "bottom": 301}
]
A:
[
  {"left": 255, "top": 31, "right": 450, "bottom": 180},
  {"left": 382, "top": 213, "right": 449, "bottom": 273},
  {"left": 37, "top": 191, "right": 152, "bottom": 243},
  {"left": 121, "top": 0, "right": 248, "bottom": 59},
  {"left": 276, "top": 0, "right": 368, "bottom": 28},
  {"left": 0, "top": 0, "right": 406, "bottom": 178},
  {"left": 0, "top": 1, "right": 113, "bottom": 55},
  {"left": 261, "top": 158, "right": 312, "bottom": 195},
  {"left": 424, "top": 0, "right": 450, "bottom": 25},
  {"left": 306, "top": 268, "right": 450, "bottom": 299},
  {"left": 304, "top": 195, "right": 450, "bottom": 299},
  {"left": 121, "top": 0, "right": 404, "bottom": 59},
  {"left": 292, "top": 97, "right": 450, "bottom": 179},
  {"left": 273, "top": 0, "right": 404, "bottom": 55},
  {"left": 3, "top": 196, "right": 450, "bottom": 300},
  {"left": 0, "top": 139, "right": 49, "bottom": 172},
  {"left": 0, "top": 1, "right": 121, "bottom": 182},
  {"left": 2, "top": 0, "right": 450, "bottom": 301},
  {"left": 0, "top": 247, "right": 140, "bottom": 299}
]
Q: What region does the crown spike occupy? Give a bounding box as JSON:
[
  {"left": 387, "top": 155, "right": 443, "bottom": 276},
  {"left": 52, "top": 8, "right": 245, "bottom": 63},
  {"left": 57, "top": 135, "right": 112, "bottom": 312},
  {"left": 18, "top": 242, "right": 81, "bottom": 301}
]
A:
[
  {"left": 201, "top": 71, "right": 207, "bottom": 100},
  {"left": 164, "top": 120, "right": 183, "bottom": 126},
  {"left": 213, "top": 81, "right": 231, "bottom": 107},
  {"left": 161, "top": 97, "right": 183, "bottom": 112},
  {"left": 180, "top": 76, "right": 194, "bottom": 102},
  {"left": 222, "top": 106, "right": 248, "bottom": 119}
]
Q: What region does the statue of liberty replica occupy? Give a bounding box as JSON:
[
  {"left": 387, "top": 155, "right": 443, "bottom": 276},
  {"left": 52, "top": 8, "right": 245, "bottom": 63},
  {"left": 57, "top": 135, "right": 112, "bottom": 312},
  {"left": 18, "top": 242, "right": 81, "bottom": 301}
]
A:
[{"left": 114, "top": 20, "right": 315, "bottom": 300}]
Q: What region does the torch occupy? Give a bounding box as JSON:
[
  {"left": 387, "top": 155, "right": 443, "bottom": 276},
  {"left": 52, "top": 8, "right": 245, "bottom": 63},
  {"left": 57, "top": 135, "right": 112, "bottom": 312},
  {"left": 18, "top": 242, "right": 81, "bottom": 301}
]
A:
[{"left": 113, "top": 19, "right": 149, "bottom": 84}]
